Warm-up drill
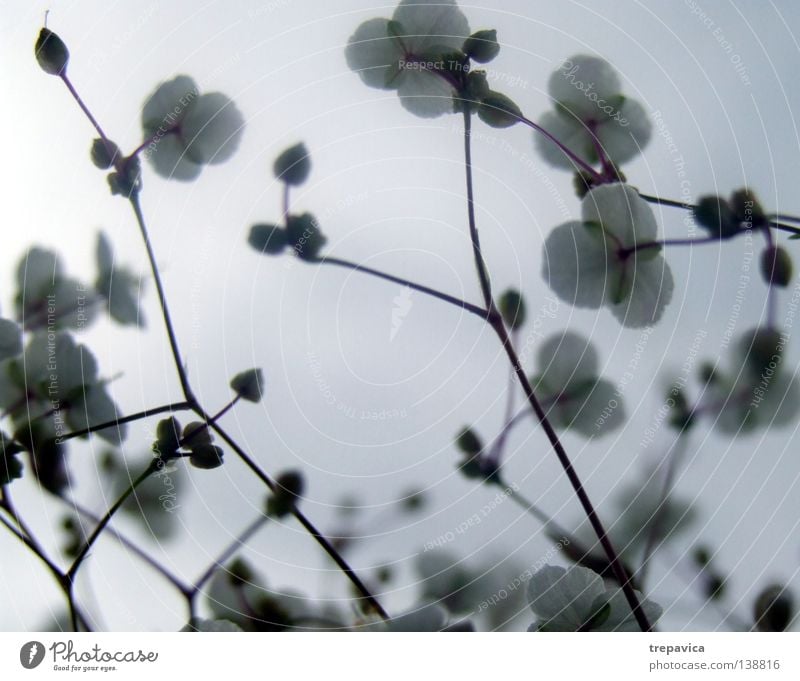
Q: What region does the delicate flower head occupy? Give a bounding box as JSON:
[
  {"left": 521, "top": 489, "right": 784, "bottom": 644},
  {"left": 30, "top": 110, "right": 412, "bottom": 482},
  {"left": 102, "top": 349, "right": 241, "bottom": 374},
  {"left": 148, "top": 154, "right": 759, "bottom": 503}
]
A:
[
  {"left": 542, "top": 184, "right": 674, "bottom": 327},
  {"left": 526, "top": 564, "right": 662, "bottom": 632},
  {"left": 345, "top": 0, "right": 471, "bottom": 118},
  {"left": 141, "top": 75, "right": 244, "bottom": 181},
  {"left": 532, "top": 331, "right": 625, "bottom": 437},
  {"left": 534, "top": 55, "right": 651, "bottom": 170}
]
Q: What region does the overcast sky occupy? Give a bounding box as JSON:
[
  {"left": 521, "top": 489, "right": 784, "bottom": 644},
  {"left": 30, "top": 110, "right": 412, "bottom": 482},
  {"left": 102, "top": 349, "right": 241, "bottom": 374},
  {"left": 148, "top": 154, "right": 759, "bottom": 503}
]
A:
[{"left": 2, "top": 0, "right": 800, "bottom": 631}]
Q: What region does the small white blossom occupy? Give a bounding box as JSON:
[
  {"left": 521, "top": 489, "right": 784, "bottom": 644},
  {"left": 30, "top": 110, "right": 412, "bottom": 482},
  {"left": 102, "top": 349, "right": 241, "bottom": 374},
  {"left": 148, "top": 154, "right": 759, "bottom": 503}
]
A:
[
  {"left": 542, "top": 184, "right": 674, "bottom": 327},
  {"left": 533, "top": 331, "right": 625, "bottom": 437},
  {"left": 534, "top": 55, "right": 651, "bottom": 170},
  {"left": 141, "top": 76, "right": 244, "bottom": 181},
  {"left": 345, "top": 0, "right": 471, "bottom": 118},
  {"left": 526, "top": 564, "right": 662, "bottom": 632}
]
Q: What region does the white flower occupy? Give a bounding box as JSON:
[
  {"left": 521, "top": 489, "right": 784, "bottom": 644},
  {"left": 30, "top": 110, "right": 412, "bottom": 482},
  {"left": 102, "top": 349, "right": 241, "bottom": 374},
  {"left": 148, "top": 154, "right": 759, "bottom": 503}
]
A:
[
  {"left": 141, "top": 75, "right": 245, "bottom": 181},
  {"left": 526, "top": 564, "right": 662, "bottom": 632},
  {"left": 345, "top": 0, "right": 471, "bottom": 118},
  {"left": 534, "top": 55, "right": 651, "bottom": 170},
  {"left": 533, "top": 331, "right": 625, "bottom": 437},
  {"left": 704, "top": 328, "right": 800, "bottom": 433},
  {"left": 95, "top": 232, "right": 145, "bottom": 327},
  {"left": 542, "top": 184, "right": 674, "bottom": 328}
]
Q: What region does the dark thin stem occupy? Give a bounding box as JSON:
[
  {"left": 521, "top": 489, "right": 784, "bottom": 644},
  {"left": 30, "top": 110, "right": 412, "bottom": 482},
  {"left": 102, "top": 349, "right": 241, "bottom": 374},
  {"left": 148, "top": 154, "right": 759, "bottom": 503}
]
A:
[
  {"left": 313, "top": 255, "right": 488, "bottom": 318},
  {"left": 463, "top": 111, "right": 494, "bottom": 310},
  {"left": 61, "top": 495, "right": 191, "bottom": 595},
  {"left": 461, "top": 113, "right": 650, "bottom": 630},
  {"left": 518, "top": 114, "right": 603, "bottom": 182},
  {"left": 129, "top": 194, "right": 196, "bottom": 403},
  {"left": 57, "top": 401, "right": 192, "bottom": 444},
  {"left": 60, "top": 74, "right": 120, "bottom": 172},
  {"left": 191, "top": 514, "right": 269, "bottom": 595},
  {"left": 67, "top": 460, "right": 158, "bottom": 581},
  {"left": 619, "top": 235, "right": 722, "bottom": 259},
  {"left": 769, "top": 212, "right": 800, "bottom": 225},
  {"left": 201, "top": 414, "right": 390, "bottom": 620},
  {"left": 639, "top": 192, "right": 800, "bottom": 237}
]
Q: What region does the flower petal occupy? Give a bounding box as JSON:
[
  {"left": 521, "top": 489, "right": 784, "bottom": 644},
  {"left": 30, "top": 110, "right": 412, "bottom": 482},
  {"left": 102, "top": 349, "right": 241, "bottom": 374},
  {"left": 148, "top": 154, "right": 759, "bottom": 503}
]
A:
[
  {"left": 542, "top": 221, "right": 620, "bottom": 309},
  {"left": 345, "top": 18, "right": 404, "bottom": 90},
  {"left": 397, "top": 67, "right": 456, "bottom": 117},
  {"left": 533, "top": 110, "right": 595, "bottom": 170},
  {"left": 0, "top": 319, "right": 23, "bottom": 362},
  {"left": 392, "top": 0, "right": 471, "bottom": 55},
  {"left": 554, "top": 377, "right": 625, "bottom": 438},
  {"left": 535, "top": 331, "right": 599, "bottom": 394},
  {"left": 582, "top": 184, "right": 658, "bottom": 248},
  {"left": 526, "top": 565, "right": 605, "bottom": 630},
  {"left": 610, "top": 254, "right": 673, "bottom": 328},
  {"left": 548, "top": 55, "right": 622, "bottom": 121},
  {"left": 596, "top": 98, "right": 652, "bottom": 166},
  {"left": 141, "top": 75, "right": 198, "bottom": 132},
  {"left": 181, "top": 92, "right": 245, "bottom": 165}
]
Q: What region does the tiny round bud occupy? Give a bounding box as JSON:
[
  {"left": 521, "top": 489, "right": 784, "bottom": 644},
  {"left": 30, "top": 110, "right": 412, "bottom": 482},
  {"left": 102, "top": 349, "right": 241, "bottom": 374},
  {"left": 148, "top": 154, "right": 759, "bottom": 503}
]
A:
[
  {"left": 499, "top": 289, "right": 527, "bottom": 330},
  {"left": 273, "top": 143, "right": 311, "bottom": 186},
  {"left": 477, "top": 92, "right": 522, "bottom": 128},
  {"left": 230, "top": 368, "right": 265, "bottom": 403},
  {"left": 463, "top": 30, "right": 500, "bottom": 64},
  {"left": 182, "top": 421, "right": 214, "bottom": 447},
  {"left": 754, "top": 584, "right": 794, "bottom": 632},
  {"left": 455, "top": 427, "right": 482, "bottom": 456},
  {"left": 35, "top": 28, "right": 69, "bottom": 75},
  {"left": 90, "top": 138, "right": 122, "bottom": 170},
  {"left": 189, "top": 444, "right": 225, "bottom": 470},
  {"left": 760, "top": 245, "right": 793, "bottom": 287},
  {"left": 267, "top": 470, "right": 305, "bottom": 517},
  {"left": 248, "top": 224, "right": 287, "bottom": 255},
  {"left": 286, "top": 213, "right": 326, "bottom": 261},
  {"left": 693, "top": 195, "right": 738, "bottom": 238}
]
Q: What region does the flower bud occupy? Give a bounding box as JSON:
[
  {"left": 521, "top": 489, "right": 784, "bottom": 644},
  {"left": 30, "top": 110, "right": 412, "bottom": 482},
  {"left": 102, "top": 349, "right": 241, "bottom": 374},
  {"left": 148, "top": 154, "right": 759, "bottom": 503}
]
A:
[
  {"left": 499, "top": 289, "right": 526, "bottom": 330},
  {"left": 754, "top": 584, "right": 794, "bottom": 632},
  {"left": 35, "top": 28, "right": 69, "bottom": 75},
  {"left": 463, "top": 30, "right": 500, "bottom": 64},
  {"left": 760, "top": 245, "right": 792, "bottom": 287},
  {"left": 267, "top": 470, "right": 305, "bottom": 517},
  {"left": 230, "top": 368, "right": 264, "bottom": 403},
  {"left": 286, "top": 213, "right": 326, "bottom": 261},
  {"left": 248, "top": 224, "right": 287, "bottom": 255},
  {"left": 90, "top": 138, "right": 122, "bottom": 170},
  {"left": 477, "top": 91, "right": 522, "bottom": 128},
  {"left": 455, "top": 427, "right": 482, "bottom": 456},
  {"left": 273, "top": 143, "right": 311, "bottom": 186},
  {"left": 693, "top": 195, "right": 739, "bottom": 238},
  {"left": 189, "top": 444, "right": 225, "bottom": 470},
  {"left": 730, "top": 188, "right": 767, "bottom": 228}
]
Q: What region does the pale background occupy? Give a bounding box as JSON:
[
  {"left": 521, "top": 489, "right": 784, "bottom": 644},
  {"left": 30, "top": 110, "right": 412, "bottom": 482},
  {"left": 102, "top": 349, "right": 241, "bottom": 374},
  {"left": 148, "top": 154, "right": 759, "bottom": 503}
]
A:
[{"left": 1, "top": 0, "right": 799, "bottom": 631}]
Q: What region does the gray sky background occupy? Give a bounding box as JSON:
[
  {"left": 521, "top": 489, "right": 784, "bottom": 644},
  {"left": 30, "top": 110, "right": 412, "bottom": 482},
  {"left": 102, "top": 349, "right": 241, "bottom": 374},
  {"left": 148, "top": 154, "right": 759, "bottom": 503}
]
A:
[{"left": 2, "top": 0, "right": 800, "bottom": 631}]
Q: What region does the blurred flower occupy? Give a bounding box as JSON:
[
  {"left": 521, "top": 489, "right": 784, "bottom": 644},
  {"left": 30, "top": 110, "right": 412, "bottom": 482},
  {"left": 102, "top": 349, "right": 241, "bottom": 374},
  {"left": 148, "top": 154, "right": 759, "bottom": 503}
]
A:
[
  {"left": 141, "top": 75, "right": 244, "bottom": 181},
  {"left": 526, "top": 564, "right": 661, "bottom": 631}
]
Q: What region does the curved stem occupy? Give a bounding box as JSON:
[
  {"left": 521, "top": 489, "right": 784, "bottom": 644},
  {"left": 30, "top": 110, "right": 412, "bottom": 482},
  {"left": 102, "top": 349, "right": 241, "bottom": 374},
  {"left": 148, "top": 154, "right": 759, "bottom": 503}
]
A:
[
  {"left": 619, "top": 235, "right": 722, "bottom": 259},
  {"left": 313, "top": 255, "right": 488, "bottom": 318},
  {"left": 67, "top": 460, "right": 158, "bottom": 581},
  {"left": 518, "top": 114, "right": 603, "bottom": 182},
  {"left": 56, "top": 401, "right": 192, "bottom": 444},
  {"left": 129, "top": 194, "right": 196, "bottom": 404}
]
